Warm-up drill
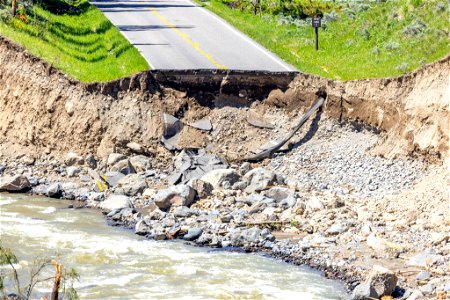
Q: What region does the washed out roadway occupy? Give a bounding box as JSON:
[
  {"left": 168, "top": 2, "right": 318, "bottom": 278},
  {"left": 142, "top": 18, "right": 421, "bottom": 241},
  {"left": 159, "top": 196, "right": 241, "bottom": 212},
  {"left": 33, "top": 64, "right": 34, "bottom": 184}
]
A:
[{"left": 91, "top": 0, "right": 296, "bottom": 71}]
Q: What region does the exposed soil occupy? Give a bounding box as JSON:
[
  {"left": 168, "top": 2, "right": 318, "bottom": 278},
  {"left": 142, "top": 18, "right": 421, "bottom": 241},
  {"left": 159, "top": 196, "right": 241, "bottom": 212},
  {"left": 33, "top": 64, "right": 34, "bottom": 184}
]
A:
[{"left": 0, "top": 36, "right": 448, "bottom": 163}]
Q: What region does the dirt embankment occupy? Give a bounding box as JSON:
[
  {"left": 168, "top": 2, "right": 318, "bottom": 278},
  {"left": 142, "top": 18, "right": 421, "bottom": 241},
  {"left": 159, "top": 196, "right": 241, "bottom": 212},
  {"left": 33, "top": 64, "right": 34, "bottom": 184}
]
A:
[
  {"left": 269, "top": 57, "right": 449, "bottom": 161},
  {"left": 0, "top": 36, "right": 448, "bottom": 163}
]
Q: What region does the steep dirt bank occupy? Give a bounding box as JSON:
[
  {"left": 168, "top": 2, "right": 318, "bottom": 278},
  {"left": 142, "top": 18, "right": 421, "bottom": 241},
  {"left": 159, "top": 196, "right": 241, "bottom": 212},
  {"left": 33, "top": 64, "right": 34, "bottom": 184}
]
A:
[
  {"left": 269, "top": 56, "right": 449, "bottom": 161},
  {"left": 0, "top": 36, "right": 448, "bottom": 162}
]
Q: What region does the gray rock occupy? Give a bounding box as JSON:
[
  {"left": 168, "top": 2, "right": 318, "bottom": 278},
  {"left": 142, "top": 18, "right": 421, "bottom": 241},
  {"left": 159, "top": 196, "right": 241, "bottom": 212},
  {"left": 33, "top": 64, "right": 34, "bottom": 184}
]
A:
[
  {"left": 154, "top": 187, "right": 195, "bottom": 210},
  {"left": 419, "top": 283, "right": 434, "bottom": 295},
  {"left": 188, "top": 118, "right": 212, "bottom": 131},
  {"left": 88, "top": 192, "right": 105, "bottom": 202},
  {"left": 107, "top": 153, "right": 127, "bottom": 166},
  {"left": 117, "top": 174, "right": 147, "bottom": 196},
  {"left": 127, "top": 142, "right": 144, "bottom": 153},
  {"left": 22, "top": 156, "right": 35, "bottom": 166},
  {"left": 104, "top": 171, "right": 125, "bottom": 187},
  {"left": 366, "top": 265, "right": 398, "bottom": 296},
  {"left": 67, "top": 166, "right": 80, "bottom": 177},
  {"left": 135, "top": 219, "right": 150, "bottom": 235},
  {"left": 243, "top": 168, "right": 277, "bottom": 193},
  {"left": 169, "top": 185, "right": 196, "bottom": 205},
  {"left": 280, "top": 195, "right": 297, "bottom": 208},
  {"left": 239, "top": 162, "right": 251, "bottom": 175},
  {"left": 183, "top": 228, "right": 203, "bottom": 241},
  {"left": 232, "top": 181, "right": 247, "bottom": 190},
  {"left": 148, "top": 208, "right": 166, "bottom": 220},
  {"left": 352, "top": 283, "right": 378, "bottom": 300},
  {"left": 0, "top": 165, "right": 6, "bottom": 175},
  {"left": 415, "top": 271, "right": 431, "bottom": 281},
  {"left": 27, "top": 176, "right": 39, "bottom": 186},
  {"left": 100, "top": 195, "right": 131, "bottom": 212},
  {"left": 264, "top": 187, "right": 293, "bottom": 201},
  {"left": 65, "top": 152, "right": 84, "bottom": 166},
  {"left": 201, "top": 169, "right": 240, "bottom": 189},
  {"left": 174, "top": 206, "right": 195, "bottom": 218},
  {"left": 406, "top": 290, "right": 423, "bottom": 300},
  {"left": 326, "top": 223, "right": 349, "bottom": 235},
  {"left": 85, "top": 154, "right": 97, "bottom": 169},
  {"left": 0, "top": 175, "right": 31, "bottom": 192},
  {"left": 110, "top": 159, "right": 135, "bottom": 175},
  {"left": 154, "top": 189, "right": 177, "bottom": 210},
  {"left": 248, "top": 201, "right": 267, "bottom": 214},
  {"left": 129, "top": 155, "right": 152, "bottom": 172},
  {"left": 188, "top": 179, "right": 213, "bottom": 198},
  {"left": 241, "top": 227, "right": 261, "bottom": 243},
  {"left": 47, "top": 183, "right": 62, "bottom": 198},
  {"left": 407, "top": 250, "right": 442, "bottom": 267},
  {"left": 238, "top": 194, "right": 271, "bottom": 206}
]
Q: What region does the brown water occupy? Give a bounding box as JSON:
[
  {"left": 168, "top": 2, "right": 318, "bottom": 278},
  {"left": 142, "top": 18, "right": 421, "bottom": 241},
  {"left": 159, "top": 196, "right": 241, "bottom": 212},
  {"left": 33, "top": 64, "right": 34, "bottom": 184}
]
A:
[{"left": 0, "top": 194, "right": 349, "bottom": 299}]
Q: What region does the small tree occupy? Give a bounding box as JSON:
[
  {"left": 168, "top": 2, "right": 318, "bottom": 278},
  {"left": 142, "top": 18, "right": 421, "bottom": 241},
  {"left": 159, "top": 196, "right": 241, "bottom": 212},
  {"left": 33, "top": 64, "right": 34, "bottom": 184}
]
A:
[{"left": 0, "top": 245, "right": 79, "bottom": 300}]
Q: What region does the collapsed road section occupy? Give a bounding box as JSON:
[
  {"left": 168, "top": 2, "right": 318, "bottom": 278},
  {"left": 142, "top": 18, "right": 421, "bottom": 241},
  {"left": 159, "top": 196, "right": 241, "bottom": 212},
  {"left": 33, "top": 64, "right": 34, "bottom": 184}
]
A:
[{"left": 1, "top": 36, "right": 449, "bottom": 298}]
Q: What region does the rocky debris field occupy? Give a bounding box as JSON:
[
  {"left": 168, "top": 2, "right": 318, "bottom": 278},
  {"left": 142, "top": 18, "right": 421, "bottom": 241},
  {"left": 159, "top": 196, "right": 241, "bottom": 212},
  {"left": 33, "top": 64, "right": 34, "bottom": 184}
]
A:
[{"left": 0, "top": 118, "right": 448, "bottom": 300}]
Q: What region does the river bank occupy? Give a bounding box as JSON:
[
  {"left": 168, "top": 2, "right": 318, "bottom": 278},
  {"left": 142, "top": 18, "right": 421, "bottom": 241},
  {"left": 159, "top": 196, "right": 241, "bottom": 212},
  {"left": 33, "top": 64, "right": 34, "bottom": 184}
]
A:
[
  {"left": 1, "top": 194, "right": 350, "bottom": 299},
  {"left": 1, "top": 117, "right": 448, "bottom": 299}
]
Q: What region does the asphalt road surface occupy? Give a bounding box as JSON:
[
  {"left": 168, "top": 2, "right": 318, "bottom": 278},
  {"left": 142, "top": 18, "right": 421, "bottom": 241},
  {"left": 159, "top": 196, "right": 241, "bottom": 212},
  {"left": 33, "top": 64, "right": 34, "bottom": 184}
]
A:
[{"left": 91, "top": 0, "right": 296, "bottom": 71}]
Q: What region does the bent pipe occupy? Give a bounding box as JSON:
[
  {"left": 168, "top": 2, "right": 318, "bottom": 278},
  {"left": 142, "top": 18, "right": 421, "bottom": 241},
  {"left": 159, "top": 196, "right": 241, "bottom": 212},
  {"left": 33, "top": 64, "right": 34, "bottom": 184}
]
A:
[{"left": 238, "top": 97, "right": 325, "bottom": 162}]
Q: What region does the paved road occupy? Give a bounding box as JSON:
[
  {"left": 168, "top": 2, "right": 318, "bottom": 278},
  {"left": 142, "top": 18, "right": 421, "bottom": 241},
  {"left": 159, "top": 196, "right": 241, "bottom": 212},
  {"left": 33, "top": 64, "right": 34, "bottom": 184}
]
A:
[{"left": 91, "top": 0, "right": 296, "bottom": 71}]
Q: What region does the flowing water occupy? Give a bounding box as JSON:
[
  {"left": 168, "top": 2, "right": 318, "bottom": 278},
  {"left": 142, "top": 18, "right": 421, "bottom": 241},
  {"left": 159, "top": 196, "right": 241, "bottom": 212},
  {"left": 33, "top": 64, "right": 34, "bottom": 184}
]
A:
[{"left": 0, "top": 194, "right": 349, "bottom": 299}]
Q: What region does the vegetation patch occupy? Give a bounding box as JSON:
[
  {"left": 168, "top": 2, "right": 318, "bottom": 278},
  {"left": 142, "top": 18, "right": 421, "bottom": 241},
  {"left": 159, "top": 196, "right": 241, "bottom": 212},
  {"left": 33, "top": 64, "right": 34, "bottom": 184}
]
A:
[
  {"left": 196, "top": 0, "right": 449, "bottom": 80},
  {"left": 0, "top": 0, "right": 149, "bottom": 82}
]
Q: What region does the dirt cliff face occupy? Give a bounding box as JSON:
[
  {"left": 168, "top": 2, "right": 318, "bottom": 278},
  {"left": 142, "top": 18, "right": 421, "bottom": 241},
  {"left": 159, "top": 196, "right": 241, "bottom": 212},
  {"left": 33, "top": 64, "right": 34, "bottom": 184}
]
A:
[
  {"left": 276, "top": 56, "right": 449, "bottom": 161},
  {"left": 0, "top": 37, "right": 448, "bottom": 162}
]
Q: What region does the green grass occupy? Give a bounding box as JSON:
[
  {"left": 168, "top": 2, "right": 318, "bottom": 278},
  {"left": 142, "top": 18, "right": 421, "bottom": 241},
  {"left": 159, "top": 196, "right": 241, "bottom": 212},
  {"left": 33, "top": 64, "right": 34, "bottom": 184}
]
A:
[
  {"left": 0, "top": 0, "right": 149, "bottom": 82},
  {"left": 196, "top": 0, "right": 449, "bottom": 80}
]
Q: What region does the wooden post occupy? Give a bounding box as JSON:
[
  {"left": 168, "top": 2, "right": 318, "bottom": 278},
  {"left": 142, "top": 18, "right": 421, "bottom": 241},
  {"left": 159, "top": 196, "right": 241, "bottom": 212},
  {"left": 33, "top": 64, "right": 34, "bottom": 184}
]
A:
[
  {"left": 12, "top": 0, "right": 16, "bottom": 16},
  {"left": 315, "top": 27, "right": 319, "bottom": 51},
  {"left": 312, "top": 16, "right": 321, "bottom": 51}
]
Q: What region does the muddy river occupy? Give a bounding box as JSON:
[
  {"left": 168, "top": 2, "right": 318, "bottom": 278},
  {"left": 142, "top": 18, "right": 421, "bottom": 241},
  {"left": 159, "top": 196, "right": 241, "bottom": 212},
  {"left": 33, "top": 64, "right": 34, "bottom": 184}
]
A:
[{"left": 0, "top": 194, "right": 349, "bottom": 299}]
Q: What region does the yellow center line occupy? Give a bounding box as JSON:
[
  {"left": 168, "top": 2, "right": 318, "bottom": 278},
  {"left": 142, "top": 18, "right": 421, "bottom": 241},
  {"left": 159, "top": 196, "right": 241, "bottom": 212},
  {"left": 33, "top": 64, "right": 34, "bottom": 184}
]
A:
[{"left": 150, "top": 8, "right": 228, "bottom": 70}]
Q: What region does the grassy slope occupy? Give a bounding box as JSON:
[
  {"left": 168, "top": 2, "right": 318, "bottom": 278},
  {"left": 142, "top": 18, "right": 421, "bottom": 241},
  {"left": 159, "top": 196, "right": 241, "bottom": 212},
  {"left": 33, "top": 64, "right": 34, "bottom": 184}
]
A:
[
  {"left": 197, "top": 0, "right": 449, "bottom": 80},
  {"left": 0, "top": 0, "right": 149, "bottom": 82}
]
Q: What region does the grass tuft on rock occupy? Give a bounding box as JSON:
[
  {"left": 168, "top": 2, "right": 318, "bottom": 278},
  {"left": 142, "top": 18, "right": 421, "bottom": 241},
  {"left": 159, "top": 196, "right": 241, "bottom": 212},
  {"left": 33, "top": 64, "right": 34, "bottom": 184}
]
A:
[{"left": 0, "top": 0, "right": 149, "bottom": 82}]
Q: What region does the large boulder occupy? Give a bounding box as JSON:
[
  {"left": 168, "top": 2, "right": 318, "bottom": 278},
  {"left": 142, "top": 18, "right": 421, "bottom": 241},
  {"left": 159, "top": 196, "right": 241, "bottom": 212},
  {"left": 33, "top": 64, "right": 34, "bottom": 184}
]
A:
[
  {"left": 188, "top": 179, "right": 213, "bottom": 198},
  {"left": 183, "top": 228, "right": 203, "bottom": 241},
  {"left": 135, "top": 219, "right": 150, "bottom": 235},
  {"left": 0, "top": 175, "right": 31, "bottom": 192},
  {"left": 117, "top": 174, "right": 147, "bottom": 196},
  {"left": 100, "top": 195, "right": 131, "bottom": 212},
  {"left": 200, "top": 169, "right": 240, "bottom": 189},
  {"left": 104, "top": 171, "right": 126, "bottom": 187},
  {"left": 110, "top": 159, "right": 135, "bottom": 175},
  {"left": 154, "top": 185, "right": 197, "bottom": 210},
  {"left": 366, "top": 265, "right": 398, "bottom": 296},
  {"left": 46, "top": 183, "right": 62, "bottom": 198},
  {"left": 352, "top": 283, "right": 378, "bottom": 300},
  {"left": 170, "top": 185, "right": 196, "bottom": 204},
  {"left": 243, "top": 168, "right": 277, "bottom": 193}
]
